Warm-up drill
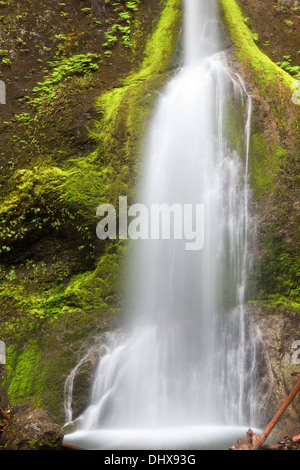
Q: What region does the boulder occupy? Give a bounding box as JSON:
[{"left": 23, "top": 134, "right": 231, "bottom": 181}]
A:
[{"left": 0, "top": 406, "right": 63, "bottom": 450}]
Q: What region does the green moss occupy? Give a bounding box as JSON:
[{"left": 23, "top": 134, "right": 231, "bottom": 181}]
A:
[
  {"left": 251, "top": 233, "right": 300, "bottom": 302},
  {"left": 89, "top": 0, "right": 181, "bottom": 190},
  {"left": 223, "top": 93, "right": 248, "bottom": 156},
  {"left": 4, "top": 341, "right": 45, "bottom": 408},
  {"left": 63, "top": 241, "right": 128, "bottom": 313},
  {"left": 219, "top": 0, "right": 296, "bottom": 97},
  {"left": 0, "top": 166, "right": 85, "bottom": 257},
  {"left": 3, "top": 304, "right": 113, "bottom": 419},
  {"left": 248, "top": 297, "right": 300, "bottom": 317},
  {"left": 28, "top": 53, "right": 101, "bottom": 110},
  {"left": 219, "top": 0, "right": 300, "bottom": 306},
  {"left": 0, "top": 0, "right": 182, "bottom": 422},
  {"left": 249, "top": 132, "right": 288, "bottom": 199},
  {"left": 131, "top": 0, "right": 181, "bottom": 80},
  {"left": 4, "top": 336, "right": 77, "bottom": 416},
  {"left": 277, "top": 55, "right": 300, "bottom": 80},
  {"left": 218, "top": 0, "right": 299, "bottom": 190},
  {"left": 58, "top": 0, "right": 182, "bottom": 316},
  {"left": 102, "top": 0, "right": 142, "bottom": 50},
  {"left": 0, "top": 0, "right": 181, "bottom": 255}
]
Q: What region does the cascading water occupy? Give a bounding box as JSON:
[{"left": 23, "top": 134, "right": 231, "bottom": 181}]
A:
[{"left": 64, "top": 0, "right": 260, "bottom": 450}]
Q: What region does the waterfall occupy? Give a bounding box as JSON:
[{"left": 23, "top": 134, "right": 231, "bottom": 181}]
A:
[{"left": 64, "top": 0, "right": 260, "bottom": 449}]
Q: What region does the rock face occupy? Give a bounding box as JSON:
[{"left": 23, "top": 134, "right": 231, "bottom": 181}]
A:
[
  {"left": 249, "top": 306, "right": 300, "bottom": 441},
  {"left": 64, "top": 331, "right": 119, "bottom": 424},
  {"left": 0, "top": 0, "right": 298, "bottom": 441},
  {"left": 0, "top": 407, "right": 63, "bottom": 450},
  {"left": 0, "top": 384, "right": 10, "bottom": 411},
  {"left": 0, "top": 0, "right": 181, "bottom": 424},
  {"left": 221, "top": 1, "right": 300, "bottom": 440},
  {"left": 237, "top": 0, "right": 300, "bottom": 68},
  {"left": 67, "top": 348, "right": 102, "bottom": 421}
]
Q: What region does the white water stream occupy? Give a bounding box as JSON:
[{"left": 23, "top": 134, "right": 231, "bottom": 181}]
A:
[{"left": 64, "top": 0, "right": 260, "bottom": 450}]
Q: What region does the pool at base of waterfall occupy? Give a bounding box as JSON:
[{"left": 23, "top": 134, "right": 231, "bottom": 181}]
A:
[{"left": 63, "top": 425, "right": 266, "bottom": 450}]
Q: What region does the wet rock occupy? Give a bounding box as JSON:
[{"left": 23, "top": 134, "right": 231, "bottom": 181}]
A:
[
  {"left": 64, "top": 331, "right": 118, "bottom": 422},
  {"left": 0, "top": 406, "right": 63, "bottom": 450},
  {"left": 0, "top": 385, "right": 10, "bottom": 411},
  {"left": 249, "top": 306, "right": 300, "bottom": 441},
  {"left": 70, "top": 349, "right": 101, "bottom": 420},
  {"left": 230, "top": 428, "right": 260, "bottom": 450}
]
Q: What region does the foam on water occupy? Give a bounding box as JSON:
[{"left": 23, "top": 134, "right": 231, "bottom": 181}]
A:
[{"left": 64, "top": 426, "right": 263, "bottom": 450}]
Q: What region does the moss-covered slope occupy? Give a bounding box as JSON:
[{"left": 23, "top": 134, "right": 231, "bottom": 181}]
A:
[
  {"left": 1, "top": 0, "right": 299, "bottom": 426},
  {"left": 0, "top": 0, "right": 181, "bottom": 422},
  {"left": 219, "top": 0, "right": 300, "bottom": 313}
]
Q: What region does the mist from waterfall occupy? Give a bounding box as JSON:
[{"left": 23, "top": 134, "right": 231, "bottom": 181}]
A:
[{"left": 64, "top": 0, "right": 259, "bottom": 449}]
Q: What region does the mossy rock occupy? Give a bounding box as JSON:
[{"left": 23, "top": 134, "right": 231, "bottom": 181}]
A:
[
  {"left": 0, "top": 406, "right": 62, "bottom": 450},
  {"left": 219, "top": 0, "right": 300, "bottom": 304},
  {"left": 0, "top": 0, "right": 182, "bottom": 423}
]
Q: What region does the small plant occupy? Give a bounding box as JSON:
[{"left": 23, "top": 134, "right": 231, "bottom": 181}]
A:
[
  {"left": 126, "top": 1, "right": 140, "bottom": 11},
  {"left": 29, "top": 53, "right": 100, "bottom": 108},
  {"left": 277, "top": 55, "right": 300, "bottom": 80},
  {"left": 103, "top": 30, "right": 118, "bottom": 48},
  {"left": 284, "top": 19, "right": 294, "bottom": 26},
  {"left": 119, "top": 11, "right": 131, "bottom": 23},
  {"left": 53, "top": 33, "right": 67, "bottom": 41},
  {"left": 241, "top": 14, "right": 250, "bottom": 27},
  {"left": 102, "top": 0, "right": 141, "bottom": 51}
]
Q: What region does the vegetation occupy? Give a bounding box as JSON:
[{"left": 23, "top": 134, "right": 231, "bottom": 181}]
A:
[
  {"left": 219, "top": 0, "right": 297, "bottom": 96},
  {"left": 28, "top": 53, "right": 101, "bottom": 110},
  {"left": 0, "top": 0, "right": 299, "bottom": 428},
  {"left": 0, "top": 0, "right": 181, "bottom": 421},
  {"left": 219, "top": 0, "right": 300, "bottom": 313},
  {"left": 276, "top": 55, "right": 300, "bottom": 80}
]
